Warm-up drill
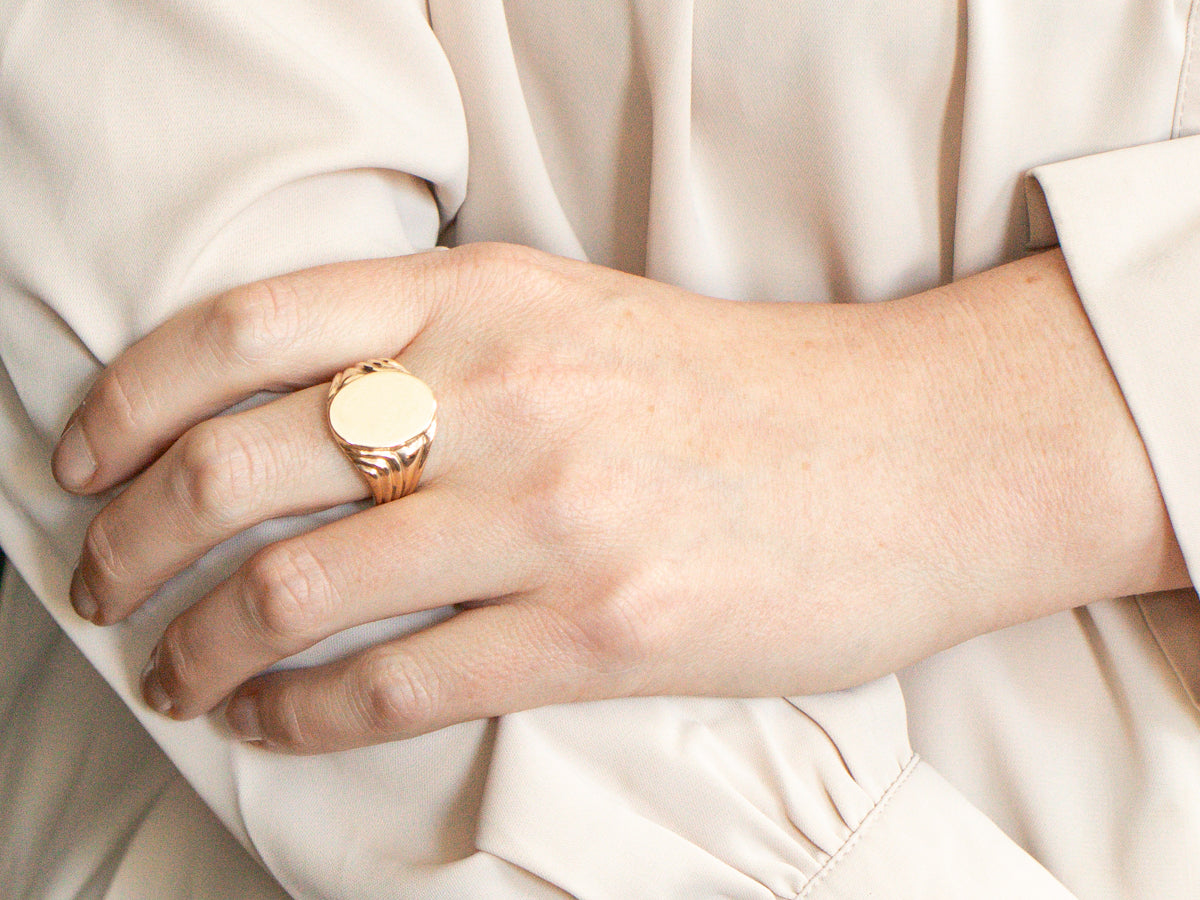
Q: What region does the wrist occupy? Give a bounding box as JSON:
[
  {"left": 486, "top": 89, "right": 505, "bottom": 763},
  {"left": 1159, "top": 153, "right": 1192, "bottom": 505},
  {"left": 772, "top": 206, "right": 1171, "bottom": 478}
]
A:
[
  {"left": 868, "top": 250, "right": 1187, "bottom": 628},
  {"left": 753, "top": 249, "right": 1188, "bottom": 687}
]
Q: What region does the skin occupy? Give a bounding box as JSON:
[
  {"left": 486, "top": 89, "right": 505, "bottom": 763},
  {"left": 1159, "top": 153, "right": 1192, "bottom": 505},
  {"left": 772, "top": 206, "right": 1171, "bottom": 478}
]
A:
[{"left": 51, "top": 243, "right": 1188, "bottom": 754}]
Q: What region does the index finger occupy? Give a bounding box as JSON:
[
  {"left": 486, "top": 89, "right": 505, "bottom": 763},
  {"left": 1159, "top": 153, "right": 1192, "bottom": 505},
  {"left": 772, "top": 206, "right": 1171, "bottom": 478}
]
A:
[{"left": 51, "top": 251, "right": 448, "bottom": 494}]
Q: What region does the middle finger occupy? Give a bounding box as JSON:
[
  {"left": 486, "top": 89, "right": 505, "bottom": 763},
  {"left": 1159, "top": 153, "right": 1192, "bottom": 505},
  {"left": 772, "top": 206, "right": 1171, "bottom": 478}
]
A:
[{"left": 73, "top": 384, "right": 363, "bottom": 624}]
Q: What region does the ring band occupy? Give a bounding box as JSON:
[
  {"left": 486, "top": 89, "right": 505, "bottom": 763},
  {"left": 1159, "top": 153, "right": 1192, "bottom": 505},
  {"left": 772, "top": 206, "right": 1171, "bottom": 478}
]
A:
[{"left": 327, "top": 359, "right": 437, "bottom": 504}]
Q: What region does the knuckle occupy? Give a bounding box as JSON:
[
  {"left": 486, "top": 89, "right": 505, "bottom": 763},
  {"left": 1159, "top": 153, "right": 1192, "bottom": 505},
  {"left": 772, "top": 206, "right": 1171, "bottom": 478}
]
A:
[
  {"left": 153, "top": 621, "right": 197, "bottom": 705},
  {"left": 498, "top": 363, "right": 572, "bottom": 423},
  {"left": 241, "top": 542, "right": 337, "bottom": 648},
  {"left": 354, "top": 649, "right": 440, "bottom": 737},
  {"left": 455, "top": 240, "right": 540, "bottom": 275},
  {"left": 208, "top": 278, "right": 303, "bottom": 368},
  {"left": 171, "top": 420, "right": 264, "bottom": 530},
  {"left": 469, "top": 361, "right": 590, "bottom": 453},
  {"left": 257, "top": 681, "right": 312, "bottom": 749},
  {"left": 81, "top": 514, "right": 126, "bottom": 595},
  {"left": 555, "top": 574, "right": 668, "bottom": 676},
  {"left": 448, "top": 242, "right": 560, "bottom": 312},
  {"left": 565, "top": 596, "right": 647, "bottom": 672},
  {"left": 518, "top": 463, "right": 614, "bottom": 549},
  {"left": 90, "top": 363, "right": 153, "bottom": 439},
  {"left": 517, "top": 475, "right": 575, "bottom": 545}
]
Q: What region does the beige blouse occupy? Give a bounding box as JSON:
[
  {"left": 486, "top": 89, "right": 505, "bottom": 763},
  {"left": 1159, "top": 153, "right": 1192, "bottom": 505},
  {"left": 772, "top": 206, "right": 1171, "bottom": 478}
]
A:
[{"left": 2, "top": 2, "right": 1199, "bottom": 897}]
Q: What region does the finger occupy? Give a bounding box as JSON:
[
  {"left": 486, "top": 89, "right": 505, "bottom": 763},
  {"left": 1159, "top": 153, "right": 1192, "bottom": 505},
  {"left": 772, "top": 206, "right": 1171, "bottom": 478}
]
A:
[
  {"left": 140, "top": 487, "right": 538, "bottom": 720},
  {"left": 220, "top": 600, "right": 638, "bottom": 754},
  {"left": 52, "top": 250, "right": 455, "bottom": 495},
  {"left": 71, "top": 384, "right": 366, "bottom": 624}
]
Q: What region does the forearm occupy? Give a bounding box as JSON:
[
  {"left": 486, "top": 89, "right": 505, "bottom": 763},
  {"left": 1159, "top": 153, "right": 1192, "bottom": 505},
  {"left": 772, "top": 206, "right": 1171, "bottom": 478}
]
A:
[
  {"left": 912, "top": 250, "right": 1186, "bottom": 603},
  {"left": 784, "top": 248, "right": 1187, "bottom": 682}
]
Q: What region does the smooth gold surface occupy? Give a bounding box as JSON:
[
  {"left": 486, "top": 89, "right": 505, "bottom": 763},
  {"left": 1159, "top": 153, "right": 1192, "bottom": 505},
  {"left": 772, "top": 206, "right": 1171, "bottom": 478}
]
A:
[
  {"left": 328, "top": 370, "right": 435, "bottom": 448},
  {"left": 327, "top": 359, "right": 437, "bottom": 504}
]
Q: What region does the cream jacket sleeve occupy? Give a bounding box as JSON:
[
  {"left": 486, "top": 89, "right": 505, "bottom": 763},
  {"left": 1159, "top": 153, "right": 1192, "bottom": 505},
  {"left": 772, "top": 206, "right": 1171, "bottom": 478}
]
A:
[
  {"left": 984, "top": 1, "right": 1200, "bottom": 585},
  {"left": 1022, "top": 13, "right": 1200, "bottom": 709},
  {"left": 1029, "top": 129, "right": 1200, "bottom": 582}
]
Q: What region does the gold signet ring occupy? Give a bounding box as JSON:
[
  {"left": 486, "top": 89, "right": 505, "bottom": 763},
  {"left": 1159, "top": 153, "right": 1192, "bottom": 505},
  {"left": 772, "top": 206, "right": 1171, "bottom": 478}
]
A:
[{"left": 327, "top": 359, "right": 437, "bottom": 504}]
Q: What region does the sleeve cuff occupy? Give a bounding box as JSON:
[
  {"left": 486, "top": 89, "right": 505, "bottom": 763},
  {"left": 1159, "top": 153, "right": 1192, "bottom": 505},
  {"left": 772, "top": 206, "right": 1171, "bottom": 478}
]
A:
[{"left": 1026, "top": 133, "right": 1200, "bottom": 583}]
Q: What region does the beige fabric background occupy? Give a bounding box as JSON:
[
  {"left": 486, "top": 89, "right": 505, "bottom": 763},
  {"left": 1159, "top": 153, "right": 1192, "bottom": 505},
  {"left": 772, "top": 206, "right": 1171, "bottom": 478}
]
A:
[{"left": 2, "top": 1, "right": 1200, "bottom": 897}]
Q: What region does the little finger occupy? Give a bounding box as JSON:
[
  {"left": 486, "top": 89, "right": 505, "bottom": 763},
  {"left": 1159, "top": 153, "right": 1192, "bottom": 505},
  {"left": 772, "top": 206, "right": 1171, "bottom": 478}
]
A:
[{"left": 222, "top": 600, "right": 640, "bottom": 753}]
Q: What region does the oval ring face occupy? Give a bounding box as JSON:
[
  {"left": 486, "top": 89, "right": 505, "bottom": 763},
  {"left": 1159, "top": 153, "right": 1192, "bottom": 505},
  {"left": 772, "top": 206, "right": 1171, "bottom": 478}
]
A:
[{"left": 328, "top": 369, "right": 436, "bottom": 448}]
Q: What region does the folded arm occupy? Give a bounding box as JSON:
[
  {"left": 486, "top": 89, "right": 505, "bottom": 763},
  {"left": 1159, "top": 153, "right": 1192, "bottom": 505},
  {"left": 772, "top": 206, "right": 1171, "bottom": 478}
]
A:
[{"left": 51, "top": 241, "right": 1187, "bottom": 753}]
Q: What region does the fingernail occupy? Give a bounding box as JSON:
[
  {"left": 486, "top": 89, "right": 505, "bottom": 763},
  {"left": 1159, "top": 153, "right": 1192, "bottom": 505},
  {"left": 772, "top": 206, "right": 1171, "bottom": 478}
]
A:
[
  {"left": 140, "top": 654, "right": 174, "bottom": 716},
  {"left": 225, "top": 695, "right": 264, "bottom": 742},
  {"left": 69, "top": 568, "right": 99, "bottom": 622},
  {"left": 54, "top": 418, "right": 97, "bottom": 491}
]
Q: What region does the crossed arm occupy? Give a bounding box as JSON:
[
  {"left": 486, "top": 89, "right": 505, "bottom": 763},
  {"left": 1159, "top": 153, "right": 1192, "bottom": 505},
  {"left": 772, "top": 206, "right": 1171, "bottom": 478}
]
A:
[{"left": 52, "top": 242, "right": 1187, "bottom": 753}]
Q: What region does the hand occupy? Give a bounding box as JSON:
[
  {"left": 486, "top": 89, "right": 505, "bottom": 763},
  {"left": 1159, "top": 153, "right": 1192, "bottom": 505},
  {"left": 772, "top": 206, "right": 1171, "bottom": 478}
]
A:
[{"left": 52, "top": 244, "right": 1185, "bottom": 753}]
